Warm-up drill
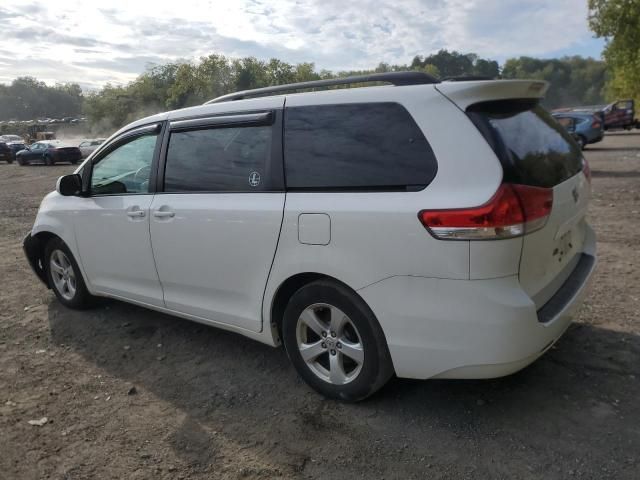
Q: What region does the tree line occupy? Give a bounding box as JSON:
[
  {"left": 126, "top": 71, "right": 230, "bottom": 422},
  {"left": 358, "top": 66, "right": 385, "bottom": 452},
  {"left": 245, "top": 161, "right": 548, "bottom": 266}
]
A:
[
  {"left": 589, "top": 0, "right": 640, "bottom": 109},
  {"left": 0, "top": 77, "right": 83, "bottom": 121},
  {"left": 0, "top": 50, "right": 609, "bottom": 130}
]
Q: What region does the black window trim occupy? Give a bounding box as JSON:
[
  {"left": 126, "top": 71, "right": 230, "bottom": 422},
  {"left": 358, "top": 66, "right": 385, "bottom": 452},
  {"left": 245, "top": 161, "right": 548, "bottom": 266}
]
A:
[
  {"left": 282, "top": 101, "right": 438, "bottom": 193},
  {"left": 169, "top": 111, "right": 273, "bottom": 131},
  {"left": 83, "top": 122, "right": 165, "bottom": 197},
  {"left": 156, "top": 109, "right": 284, "bottom": 194}
]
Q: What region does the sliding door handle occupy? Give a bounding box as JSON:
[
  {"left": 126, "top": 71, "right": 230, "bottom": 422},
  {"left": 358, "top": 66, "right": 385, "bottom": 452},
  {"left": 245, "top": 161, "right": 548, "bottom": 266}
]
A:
[{"left": 153, "top": 210, "right": 175, "bottom": 218}]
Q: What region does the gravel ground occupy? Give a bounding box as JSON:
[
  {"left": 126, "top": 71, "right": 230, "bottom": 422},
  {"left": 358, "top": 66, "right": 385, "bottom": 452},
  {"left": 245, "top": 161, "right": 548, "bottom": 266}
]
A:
[{"left": 1, "top": 132, "right": 639, "bottom": 479}]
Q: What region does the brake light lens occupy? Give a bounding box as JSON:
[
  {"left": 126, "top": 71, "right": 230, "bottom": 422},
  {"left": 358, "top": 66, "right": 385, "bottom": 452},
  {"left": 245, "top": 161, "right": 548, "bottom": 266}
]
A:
[{"left": 419, "top": 184, "right": 553, "bottom": 240}]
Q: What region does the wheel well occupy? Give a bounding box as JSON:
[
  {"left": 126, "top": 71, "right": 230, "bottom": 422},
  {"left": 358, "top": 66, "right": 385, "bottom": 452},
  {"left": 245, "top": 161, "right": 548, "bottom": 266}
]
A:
[
  {"left": 31, "top": 231, "right": 61, "bottom": 286},
  {"left": 270, "top": 273, "right": 330, "bottom": 339},
  {"left": 34, "top": 231, "right": 58, "bottom": 250}
]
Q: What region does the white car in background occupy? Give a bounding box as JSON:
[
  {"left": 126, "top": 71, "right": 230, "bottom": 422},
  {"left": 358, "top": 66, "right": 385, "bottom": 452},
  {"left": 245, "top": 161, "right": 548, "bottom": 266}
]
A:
[
  {"left": 78, "top": 138, "right": 106, "bottom": 158},
  {"left": 23, "top": 72, "right": 596, "bottom": 401}
]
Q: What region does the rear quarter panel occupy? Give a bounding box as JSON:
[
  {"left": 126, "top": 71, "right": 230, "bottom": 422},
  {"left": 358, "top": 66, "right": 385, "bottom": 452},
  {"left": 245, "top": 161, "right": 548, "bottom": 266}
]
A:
[{"left": 262, "top": 85, "right": 504, "bottom": 327}]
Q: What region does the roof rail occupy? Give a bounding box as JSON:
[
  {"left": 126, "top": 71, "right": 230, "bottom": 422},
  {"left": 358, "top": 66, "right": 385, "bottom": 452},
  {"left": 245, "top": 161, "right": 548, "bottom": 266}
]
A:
[
  {"left": 204, "top": 71, "right": 440, "bottom": 104},
  {"left": 442, "top": 75, "right": 496, "bottom": 82}
]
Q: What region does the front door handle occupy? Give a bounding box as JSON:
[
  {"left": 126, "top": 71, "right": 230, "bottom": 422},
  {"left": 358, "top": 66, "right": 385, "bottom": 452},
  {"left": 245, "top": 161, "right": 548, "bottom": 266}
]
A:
[{"left": 126, "top": 208, "right": 145, "bottom": 218}]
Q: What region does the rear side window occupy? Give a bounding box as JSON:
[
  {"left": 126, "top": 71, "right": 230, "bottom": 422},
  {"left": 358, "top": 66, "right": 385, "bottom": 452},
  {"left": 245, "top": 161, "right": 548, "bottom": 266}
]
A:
[
  {"left": 284, "top": 103, "right": 437, "bottom": 191},
  {"left": 554, "top": 117, "right": 574, "bottom": 129},
  {"left": 164, "top": 126, "right": 272, "bottom": 192},
  {"left": 468, "top": 101, "right": 582, "bottom": 188}
]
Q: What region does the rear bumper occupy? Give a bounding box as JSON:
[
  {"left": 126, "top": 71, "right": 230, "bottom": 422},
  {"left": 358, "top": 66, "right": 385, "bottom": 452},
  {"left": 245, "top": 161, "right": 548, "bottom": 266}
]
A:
[
  {"left": 588, "top": 133, "right": 604, "bottom": 144},
  {"left": 54, "top": 150, "right": 82, "bottom": 162},
  {"left": 23, "top": 233, "right": 49, "bottom": 287},
  {"left": 358, "top": 244, "right": 597, "bottom": 380}
]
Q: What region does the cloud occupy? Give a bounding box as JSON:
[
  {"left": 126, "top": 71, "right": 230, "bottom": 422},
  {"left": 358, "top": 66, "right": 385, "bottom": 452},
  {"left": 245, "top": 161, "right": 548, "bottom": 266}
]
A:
[
  {"left": 0, "top": 0, "right": 602, "bottom": 88},
  {"left": 9, "top": 26, "right": 102, "bottom": 47}
]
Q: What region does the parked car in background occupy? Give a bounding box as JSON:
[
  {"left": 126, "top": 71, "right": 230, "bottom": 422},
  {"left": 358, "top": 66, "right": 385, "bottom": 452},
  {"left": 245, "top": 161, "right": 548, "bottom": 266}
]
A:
[
  {"left": 0, "top": 135, "right": 27, "bottom": 162},
  {"left": 16, "top": 140, "right": 82, "bottom": 166},
  {"left": 554, "top": 99, "right": 637, "bottom": 131},
  {"left": 552, "top": 112, "right": 604, "bottom": 149},
  {"left": 1, "top": 134, "right": 24, "bottom": 143},
  {"left": 23, "top": 73, "right": 596, "bottom": 401},
  {"left": 600, "top": 99, "right": 635, "bottom": 130},
  {"left": 78, "top": 138, "right": 106, "bottom": 158},
  {"left": 0, "top": 142, "right": 13, "bottom": 163}
]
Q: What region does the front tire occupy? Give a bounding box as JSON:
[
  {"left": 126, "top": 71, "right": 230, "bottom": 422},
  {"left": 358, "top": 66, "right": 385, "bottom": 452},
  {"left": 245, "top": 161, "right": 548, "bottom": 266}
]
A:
[
  {"left": 45, "top": 238, "right": 95, "bottom": 309},
  {"left": 282, "top": 280, "right": 394, "bottom": 402},
  {"left": 17, "top": 157, "right": 27, "bottom": 166},
  {"left": 44, "top": 155, "right": 54, "bottom": 166}
]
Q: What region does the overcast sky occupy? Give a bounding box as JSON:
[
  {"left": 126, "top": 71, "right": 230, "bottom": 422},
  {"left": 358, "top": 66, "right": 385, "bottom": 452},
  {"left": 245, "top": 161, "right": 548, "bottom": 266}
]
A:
[{"left": 0, "top": 0, "right": 604, "bottom": 89}]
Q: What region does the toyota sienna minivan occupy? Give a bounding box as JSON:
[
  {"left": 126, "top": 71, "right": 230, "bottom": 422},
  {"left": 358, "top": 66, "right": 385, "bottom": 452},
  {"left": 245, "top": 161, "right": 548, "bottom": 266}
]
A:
[{"left": 24, "top": 72, "right": 596, "bottom": 401}]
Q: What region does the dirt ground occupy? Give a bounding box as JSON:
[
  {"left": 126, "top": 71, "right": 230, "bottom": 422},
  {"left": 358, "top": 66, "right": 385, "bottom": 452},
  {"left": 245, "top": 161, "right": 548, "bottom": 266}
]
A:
[{"left": 1, "top": 132, "right": 639, "bottom": 480}]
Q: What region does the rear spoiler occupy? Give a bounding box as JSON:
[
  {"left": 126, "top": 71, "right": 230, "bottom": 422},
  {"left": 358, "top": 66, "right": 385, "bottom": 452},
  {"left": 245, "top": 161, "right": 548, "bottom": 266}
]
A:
[{"left": 435, "top": 80, "right": 549, "bottom": 110}]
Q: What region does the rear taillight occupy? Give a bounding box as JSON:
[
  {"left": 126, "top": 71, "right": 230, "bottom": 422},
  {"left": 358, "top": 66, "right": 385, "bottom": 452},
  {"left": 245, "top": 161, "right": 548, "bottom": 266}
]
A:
[
  {"left": 582, "top": 157, "right": 591, "bottom": 183},
  {"left": 418, "top": 184, "right": 553, "bottom": 240}
]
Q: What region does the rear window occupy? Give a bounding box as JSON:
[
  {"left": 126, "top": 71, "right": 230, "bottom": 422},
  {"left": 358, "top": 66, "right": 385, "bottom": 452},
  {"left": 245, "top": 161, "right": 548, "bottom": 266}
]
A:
[
  {"left": 468, "top": 101, "right": 583, "bottom": 188},
  {"left": 284, "top": 103, "right": 437, "bottom": 191}
]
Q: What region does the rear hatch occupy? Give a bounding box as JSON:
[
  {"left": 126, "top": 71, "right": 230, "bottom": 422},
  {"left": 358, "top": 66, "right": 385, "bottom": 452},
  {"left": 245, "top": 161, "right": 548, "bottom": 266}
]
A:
[{"left": 466, "top": 99, "right": 590, "bottom": 308}]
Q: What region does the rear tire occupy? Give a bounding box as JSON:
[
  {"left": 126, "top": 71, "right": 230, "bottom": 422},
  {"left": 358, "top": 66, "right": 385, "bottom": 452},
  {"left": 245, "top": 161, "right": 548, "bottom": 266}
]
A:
[
  {"left": 44, "top": 238, "right": 95, "bottom": 309},
  {"left": 576, "top": 135, "right": 586, "bottom": 150},
  {"left": 282, "top": 280, "right": 394, "bottom": 402}
]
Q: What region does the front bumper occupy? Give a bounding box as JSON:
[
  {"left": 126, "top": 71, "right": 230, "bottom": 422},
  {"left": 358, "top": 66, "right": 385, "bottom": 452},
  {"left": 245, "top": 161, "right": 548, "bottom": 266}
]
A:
[
  {"left": 358, "top": 250, "right": 597, "bottom": 380},
  {"left": 23, "top": 233, "right": 49, "bottom": 287}
]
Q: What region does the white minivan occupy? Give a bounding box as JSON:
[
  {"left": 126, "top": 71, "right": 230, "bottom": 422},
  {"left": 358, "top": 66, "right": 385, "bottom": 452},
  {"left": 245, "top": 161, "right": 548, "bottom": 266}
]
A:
[{"left": 24, "top": 72, "right": 596, "bottom": 401}]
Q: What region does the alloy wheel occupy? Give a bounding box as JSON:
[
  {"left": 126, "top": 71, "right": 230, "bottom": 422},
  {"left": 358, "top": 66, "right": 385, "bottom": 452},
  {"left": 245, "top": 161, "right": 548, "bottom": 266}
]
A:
[
  {"left": 49, "top": 249, "right": 76, "bottom": 301},
  {"left": 296, "top": 303, "right": 364, "bottom": 385}
]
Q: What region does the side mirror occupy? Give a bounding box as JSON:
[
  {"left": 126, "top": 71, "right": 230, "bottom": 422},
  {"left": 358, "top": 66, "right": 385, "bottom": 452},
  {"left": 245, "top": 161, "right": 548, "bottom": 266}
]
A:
[{"left": 56, "top": 174, "right": 82, "bottom": 196}]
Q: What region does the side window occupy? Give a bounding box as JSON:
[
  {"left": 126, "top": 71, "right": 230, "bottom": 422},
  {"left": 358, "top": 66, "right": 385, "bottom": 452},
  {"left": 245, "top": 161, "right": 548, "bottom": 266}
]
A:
[
  {"left": 91, "top": 133, "right": 158, "bottom": 195},
  {"left": 164, "top": 125, "right": 272, "bottom": 192},
  {"left": 284, "top": 103, "right": 437, "bottom": 190},
  {"left": 556, "top": 117, "right": 574, "bottom": 129}
]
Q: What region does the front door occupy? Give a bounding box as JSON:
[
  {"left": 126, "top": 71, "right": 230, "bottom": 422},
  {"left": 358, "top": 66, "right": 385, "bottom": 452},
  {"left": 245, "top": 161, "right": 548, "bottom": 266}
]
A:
[
  {"left": 74, "top": 125, "right": 164, "bottom": 307},
  {"left": 149, "top": 110, "right": 285, "bottom": 332}
]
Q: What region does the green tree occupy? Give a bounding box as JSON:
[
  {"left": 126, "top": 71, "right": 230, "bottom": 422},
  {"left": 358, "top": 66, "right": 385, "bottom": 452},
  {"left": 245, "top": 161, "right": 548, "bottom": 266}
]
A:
[
  {"left": 502, "top": 56, "right": 606, "bottom": 108},
  {"left": 589, "top": 0, "right": 640, "bottom": 103}
]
